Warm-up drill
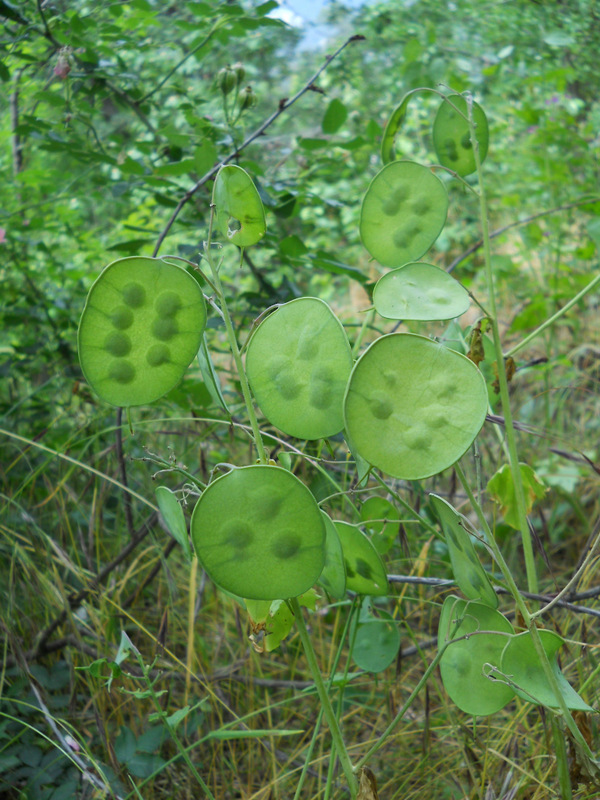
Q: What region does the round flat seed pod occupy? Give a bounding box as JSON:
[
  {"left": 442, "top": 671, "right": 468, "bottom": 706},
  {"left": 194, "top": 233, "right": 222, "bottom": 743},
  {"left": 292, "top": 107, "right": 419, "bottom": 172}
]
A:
[
  {"left": 353, "top": 610, "right": 400, "bottom": 673},
  {"left": 213, "top": 164, "right": 266, "bottom": 247},
  {"left": 318, "top": 512, "right": 346, "bottom": 599},
  {"left": 334, "top": 521, "right": 388, "bottom": 596},
  {"left": 246, "top": 297, "right": 353, "bottom": 440},
  {"left": 344, "top": 333, "right": 488, "bottom": 480},
  {"left": 373, "top": 262, "right": 470, "bottom": 321},
  {"left": 438, "top": 595, "right": 515, "bottom": 716},
  {"left": 360, "top": 161, "right": 448, "bottom": 268},
  {"left": 191, "top": 465, "right": 325, "bottom": 601},
  {"left": 78, "top": 257, "right": 207, "bottom": 407},
  {"left": 433, "top": 94, "right": 489, "bottom": 177}
]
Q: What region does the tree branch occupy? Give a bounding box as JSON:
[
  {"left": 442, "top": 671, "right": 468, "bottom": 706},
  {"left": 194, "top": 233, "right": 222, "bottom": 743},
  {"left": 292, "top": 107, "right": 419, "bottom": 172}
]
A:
[{"left": 152, "top": 34, "right": 365, "bottom": 257}]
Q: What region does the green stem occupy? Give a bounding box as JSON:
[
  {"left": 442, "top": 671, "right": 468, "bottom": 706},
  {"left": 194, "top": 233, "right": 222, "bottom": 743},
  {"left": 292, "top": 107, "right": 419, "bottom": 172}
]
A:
[
  {"left": 505, "top": 270, "right": 600, "bottom": 358},
  {"left": 137, "top": 656, "right": 217, "bottom": 800},
  {"left": 184, "top": 555, "right": 199, "bottom": 707},
  {"left": 454, "top": 463, "right": 530, "bottom": 621},
  {"left": 289, "top": 597, "right": 358, "bottom": 799},
  {"left": 373, "top": 473, "right": 439, "bottom": 537},
  {"left": 469, "top": 98, "right": 538, "bottom": 596},
  {"left": 293, "top": 598, "right": 358, "bottom": 800},
  {"left": 552, "top": 716, "right": 573, "bottom": 800},
  {"left": 352, "top": 308, "right": 375, "bottom": 357},
  {"left": 204, "top": 206, "right": 268, "bottom": 464},
  {"left": 454, "top": 462, "right": 595, "bottom": 764},
  {"left": 353, "top": 646, "right": 446, "bottom": 771}
]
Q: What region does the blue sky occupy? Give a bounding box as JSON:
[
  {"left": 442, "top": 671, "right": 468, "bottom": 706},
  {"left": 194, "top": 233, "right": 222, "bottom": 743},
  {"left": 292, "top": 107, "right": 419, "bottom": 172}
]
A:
[
  {"left": 268, "top": 0, "right": 363, "bottom": 47},
  {"left": 271, "top": 1, "right": 362, "bottom": 26}
]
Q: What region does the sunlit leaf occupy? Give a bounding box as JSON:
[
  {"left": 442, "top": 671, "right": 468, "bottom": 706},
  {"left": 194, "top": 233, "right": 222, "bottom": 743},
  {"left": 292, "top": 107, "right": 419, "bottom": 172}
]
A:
[{"left": 344, "top": 334, "right": 488, "bottom": 480}]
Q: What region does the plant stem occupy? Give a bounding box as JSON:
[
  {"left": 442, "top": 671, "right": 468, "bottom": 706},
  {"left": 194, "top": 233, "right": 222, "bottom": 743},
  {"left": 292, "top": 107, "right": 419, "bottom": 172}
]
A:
[
  {"left": 353, "top": 646, "right": 446, "bottom": 771},
  {"left": 185, "top": 555, "right": 198, "bottom": 707},
  {"left": 137, "top": 655, "right": 217, "bottom": 800},
  {"left": 454, "top": 462, "right": 595, "bottom": 769},
  {"left": 505, "top": 270, "right": 600, "bottom": 358},
  {"left": 552, "top": 716, "right": 573, "bottom": 800},
  {"left": 293, "top": 598, "right": 357, "bottom": 800},
  {"left": 469, "top": 98, "right": 538, "bottom": 596},
  {"left": 289, "top": 597, "right": 358, "bottom": 799},
  {"left": 351, "top": 308, "right": 375, "bottom": 357},
  {"left": 204, "top": 206, "right": 268, "bottom": 464}
]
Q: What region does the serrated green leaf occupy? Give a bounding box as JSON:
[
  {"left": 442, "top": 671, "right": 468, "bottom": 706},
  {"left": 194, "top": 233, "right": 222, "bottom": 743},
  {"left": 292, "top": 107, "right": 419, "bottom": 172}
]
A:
[{"left": 487, "top": 463, "right": 546, "bottom": 529}]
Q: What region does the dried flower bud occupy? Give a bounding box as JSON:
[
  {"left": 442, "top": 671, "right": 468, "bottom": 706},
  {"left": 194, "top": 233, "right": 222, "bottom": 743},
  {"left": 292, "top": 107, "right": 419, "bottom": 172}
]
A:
[{"left": 54, "top": 53, "right": 71, "bottom": 80}]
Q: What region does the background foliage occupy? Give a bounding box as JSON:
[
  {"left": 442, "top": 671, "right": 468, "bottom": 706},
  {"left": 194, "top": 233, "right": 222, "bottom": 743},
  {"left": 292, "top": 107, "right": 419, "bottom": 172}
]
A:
[{"left": 1, "top": 0, "right": 600, "bottom": 798}]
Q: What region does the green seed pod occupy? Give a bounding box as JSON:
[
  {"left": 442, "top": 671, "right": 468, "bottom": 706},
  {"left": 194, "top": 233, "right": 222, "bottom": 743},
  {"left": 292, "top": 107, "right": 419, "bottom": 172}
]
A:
[
  {"left": 217, "top": 66, "right": 236, "bottom": 96},
  {"left": 239, "top": 85, "right": 256, "bottom": 111},
  {"left": 232, "top": 62, "right": 245, "bottom": 84}
]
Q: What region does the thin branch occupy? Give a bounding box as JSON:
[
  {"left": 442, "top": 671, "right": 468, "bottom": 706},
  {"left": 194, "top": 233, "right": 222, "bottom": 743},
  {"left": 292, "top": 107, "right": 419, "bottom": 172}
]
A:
[
  {"left": 448, "top": 196, "right": 600, "bottom": 273},
  {"left": 37, "top": 0, "right": 62, "bottom": 49},
  {"left": 152, "top": 34, "right": 365, "bottom": 257},
  {"left": 138, "top": 21, "right": 225, "bottom": 104},
  {"left": 122, "top": 537, "right": 178, "bottom": 608},
  {"left": 10, "top": 69, "right": 23, "bottom": 176},
  {"left": 32, "top": 512, "right": 158, "bottom": 658}
]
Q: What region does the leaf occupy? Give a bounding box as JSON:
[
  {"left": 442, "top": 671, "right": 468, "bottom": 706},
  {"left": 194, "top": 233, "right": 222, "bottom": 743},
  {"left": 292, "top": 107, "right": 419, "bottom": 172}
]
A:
[
  {"left": 193, "top": 140, "right": 217, "bottom": 175},
  {"left": 298, "top": 137, "right": 328, "bottom": 151},
  {"left": 543, "top": 31, "right": 575, "bottom": 47},
  {"left": 352, "top": 610, "right": 400, "bottom": 673},
  {"left": 197, "top": 333, "right": 230, "bottom": 416},
  {"left": 487, "top": 463, "right": 546, "bottom": 529},
  {"left": 162, "top": 705, "right": 191, "bottom": 730},
  {"left": 0, "top": 0, "right": 29, "bottom": 24},
  {"left": 358, "top": 767, "right": 380, "bottom": 800},
  {"left": 154, "top": 158, "right": 196, "bottom": 177},
  {"left": 381, "top": 91, "right": 415, "bottom": 164},
  {"left": 586, "top": 217, "right": 600, "bottom": 247},
  {"left": 501, "top": 630, "right": 593, "bottom": 711},
  {"left": 115, "top": 631, "right": 140, "bottom": 666},
  {"left": 322, "top": 98, "right": 348, "bottom": 134},
  {"left": 307, "top": 251, "right": 369, "bottom": 284},
  {"left": 155, "top": 487, "right": 192, "bottom": 561},
  {"left": 208, "top": 728, "right": 303, "bottom": 740},
  {"left": 498, "top": 45, "right": 514, "bottom": 59},
  {"left": 430, "top": 494, "right": 498, "bottom": 608}
]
